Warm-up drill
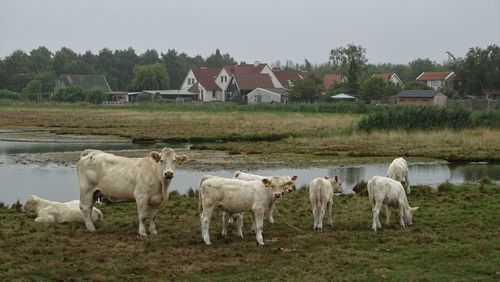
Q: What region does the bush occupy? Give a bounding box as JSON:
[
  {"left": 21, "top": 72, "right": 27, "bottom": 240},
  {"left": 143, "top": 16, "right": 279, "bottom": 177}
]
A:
[
  {"left": 85, "top": 87, "right": 109, "bottom": 104},
  {"left": 52, "top": 85, "right": 85, "bottom": 102},
  {"left": 135, "top": 93, "right": 153, "bottom": 102},
  {"left": 0, "top": 89, "right": 21, "bottom": 100}
]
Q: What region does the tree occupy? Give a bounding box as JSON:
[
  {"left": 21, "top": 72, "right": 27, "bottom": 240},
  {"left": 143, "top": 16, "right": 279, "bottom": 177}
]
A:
[
  {"left": 139, "top": 49, "right": 161, "bottom": 65},
  {"left": 84, "top": 87, "right": 108, "bottom": 104},
  {"left": 132, "top": 63, "right": 170, "bottom": 91},
  {"left": 4, "top": 50, "right": 31, "bottom": 91},
  {"left": 360, "top": 77, "right": 386, "bottom": 103},
  {"left": 29, "top": 47, "right": 53, "bottom": 73},
  {"left": 22, "top": 79, "right": 43, "bottom": 101},
  {"left": 329, "top": 44, "right": 367, "bottom": 95},
  {"left": 52, "top": 85, "right": 85, "bottom": 102},
  {"left": 53, "top": 47, "right": 79, "bottom": 74},
  {"left": 162, "top": 49, "right": 189, "bottom": 89},
  {"left": 206, "top": 49, "right": 236, "bottom": 67},
  {"left": 289, "top": 73, "right": 323, "bottom": 102},
  {"left": 114, "top": 47, "right": 139, "bottom": 91}
]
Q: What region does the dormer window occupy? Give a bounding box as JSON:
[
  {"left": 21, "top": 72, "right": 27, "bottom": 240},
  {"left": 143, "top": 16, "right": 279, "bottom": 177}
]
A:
[
  {"left": 221, "top": 76, "right": 227, "bottom": 83},
  {"left": 188, "top": 78, "right": 196, "bottom": 85}
]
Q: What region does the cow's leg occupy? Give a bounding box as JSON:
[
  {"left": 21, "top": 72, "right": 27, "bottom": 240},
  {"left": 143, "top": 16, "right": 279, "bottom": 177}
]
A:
[
  {"left": 405, "top": 176, "right": 411, "bottom": 195},
  {"left": 398, "top": 207, "right": 406, "bottom": 228},
  {"left": 385, "top": 205, "right": 392, "bottom": 226},
  {"left": 317, "top": 202, "right": 327, "bottom": 231},
  {"left": 251, "top": 213, "right": 256, "bottom": 233},
  {"left": 148, "top": 207, "right": 159, "bottom": 235},
  {"left": 135, "top": 196, "right": 149, "bottom": 237},
  {"left": 80, "top": 190, "right": 96, "bottom": 232},
  {"left": 253, "top": 209, "right": 265, "bottom": 245},
  {"left": 221, "top": 212, "right": 229, "bottom": 237},
  {"left": 372, "top": 200, "right": 382, "bottom": 232},
  {"left": 327, "top": 199, "right": 333, "bottom": 226},
  {"left": 201, "top": 207, "right": 213, "bottom": 245},
  {"left": 236, "top": 213, "right": 244, "bottom": 239},
  {"left": 268, "top": 201, "right": 275, "bottom": 224},
  {"left": 35, "top": 214, "right": 55, "bottom": 224}
]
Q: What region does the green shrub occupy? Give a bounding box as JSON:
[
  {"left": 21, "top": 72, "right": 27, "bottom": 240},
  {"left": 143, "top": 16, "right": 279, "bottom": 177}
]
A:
[
  {"left": 84, "top": 87, "right": 109, "bottom": 104},
  {"left": 0, "top": 89, "right": 21, "bottom": 100}
]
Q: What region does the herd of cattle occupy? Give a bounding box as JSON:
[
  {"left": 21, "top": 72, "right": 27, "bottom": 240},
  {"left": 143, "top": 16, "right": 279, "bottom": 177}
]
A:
[{"left": 21, "top": 148, "right": 419, "bottom": 245}]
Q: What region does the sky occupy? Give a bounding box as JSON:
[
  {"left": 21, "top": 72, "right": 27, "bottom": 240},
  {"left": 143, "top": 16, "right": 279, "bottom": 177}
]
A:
[{"left": 0, "top": 0, "right": 499, "bottom": 65}]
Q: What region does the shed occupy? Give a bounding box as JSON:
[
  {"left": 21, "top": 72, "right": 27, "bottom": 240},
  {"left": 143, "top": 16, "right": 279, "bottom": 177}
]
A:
[
  {"left": 247, "top": 88, "right": 290, "bottom": 104},
  {"left": 396, "top": 90, "right": 447, "bottom": 107},
  {"left": 330, "top": 93, "right": 357, "bottom": 101}
]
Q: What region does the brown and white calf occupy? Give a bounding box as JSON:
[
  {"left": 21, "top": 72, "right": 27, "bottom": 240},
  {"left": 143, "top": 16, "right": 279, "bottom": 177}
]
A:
[
  {"left": 309, "top": 176, "right": 342, "bottom": 231},
  {"left": 233, "top": 171, "right": 297, "bottom": 224},
  {"left": 386, "top": 157, "right": 411, "bottom": 195},
  {"left": 77, "top": 148, "right": 188, "bottom": 236},
  {"left": 22, "top": 195, "right": 103, "bottom": 224},
  {"left": 198, "top": 175, "right": 287, "bottom": 245},
  {"left": 367, "top": 176, "right": 419, "bottom": 232}
]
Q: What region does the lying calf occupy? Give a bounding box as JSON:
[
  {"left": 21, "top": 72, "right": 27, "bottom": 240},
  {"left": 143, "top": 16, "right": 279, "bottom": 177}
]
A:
[{"left": 22, "top": 195, "right": 103, "bottom": 224}]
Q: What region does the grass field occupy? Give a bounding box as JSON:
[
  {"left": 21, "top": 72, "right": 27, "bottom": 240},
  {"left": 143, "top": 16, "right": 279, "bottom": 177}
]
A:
[
  {"left": 1, "top": 104, "right": 499, "bottom": 162},
  {"left": 0, "top": 182, "right": 498, "bottom": 280}
]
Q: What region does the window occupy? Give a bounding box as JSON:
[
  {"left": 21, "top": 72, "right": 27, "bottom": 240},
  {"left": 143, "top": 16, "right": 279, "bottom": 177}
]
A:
[
  {"left": 220, "top": 76, "right": 227, "bottom": 83},
  {"left": 188, "top": 78, "right": 196, "bottom": 85},
  {"left": 212, "top": 90, "right": 216, "bottom": 98}
]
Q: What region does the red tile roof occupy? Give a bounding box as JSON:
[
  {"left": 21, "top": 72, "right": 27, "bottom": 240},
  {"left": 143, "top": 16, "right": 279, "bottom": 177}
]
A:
[
  {"left": 416, "top": 72, "right": 454, "bottom": 81},
  {"left": 372, "top": 73, "right": 392, "bottom": 81},
  {"left": 192, "top": 67, "right": 222, "bottom": 91},
  {"left": 323, "top": 74, "right": 343, "bottom": 90},
  {"left": 234, "top": 73, "right": 274, "bottom": 91},
  {"left": 225, "top": 64, "right": 267, "bottom": 75},
  {"left": 273, "top": 70, "right": 310, "bottom": 87}
]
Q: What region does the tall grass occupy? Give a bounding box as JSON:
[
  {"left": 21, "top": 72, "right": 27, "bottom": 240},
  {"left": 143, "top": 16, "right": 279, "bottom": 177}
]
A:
[{"left": 358, "top": 106, "right": 500, "bottom": 132}]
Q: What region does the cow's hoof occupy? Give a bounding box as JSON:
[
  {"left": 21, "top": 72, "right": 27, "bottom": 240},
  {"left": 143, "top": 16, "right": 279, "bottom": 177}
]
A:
[{"left": 204, "top": 242, "right": 212, "bottom": 246}]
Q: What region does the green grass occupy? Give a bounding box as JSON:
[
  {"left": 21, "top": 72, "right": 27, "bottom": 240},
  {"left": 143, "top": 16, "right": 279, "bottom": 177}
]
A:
[{"left": 1, "top": 183, "right": 498, "bottom": 280}]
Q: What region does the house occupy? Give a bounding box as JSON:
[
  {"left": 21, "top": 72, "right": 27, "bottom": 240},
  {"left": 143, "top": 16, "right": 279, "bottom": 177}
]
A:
[
  {"left": 273, "top": 69, "right": 310, "bottom": 88},
  {"left": 247, "top": 88, "right": 291, "bottom": 104},
  {"left": 416, "top": 71, "right": 455, "bottom": 90},
  {"left": 180, "top": 67, "right": 224, "bottom": 102},
  {"left": 54, "top": 74, "right": 112, "bottom": 93},
  {"left": 129, "top": 90, "right": 198, "bottom": 102},
  {"left": 323, "top": 74, "right": 344, "bottom": 91},
  {"left": 225, "top": 73, "right": 275, "bottom": 101},
  {"left": 395, "top": 90, "right": 448, "bottom": 107},
  {"left": 371, "top": 73, "right": 404, "bottom": 87}
]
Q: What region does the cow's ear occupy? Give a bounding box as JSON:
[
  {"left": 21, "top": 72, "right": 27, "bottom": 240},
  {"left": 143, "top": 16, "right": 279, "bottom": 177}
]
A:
[
  {"left": 261, "top": 178, "right": 272, "bottom": 188},
  {"left": 150, "top": 151, "right": 161, "bottom": 162},
  {"left": 324, "top": 176, "right": 329, "bottom": 180},
  {"left": 291, "top": 175, "right": 298, "bottom": 181},
  {"left": 286, "top": 181, "right": 294, "bottom": 186},
  {"left": 176, "top": 154, "right": 189, "bottom": 163}
]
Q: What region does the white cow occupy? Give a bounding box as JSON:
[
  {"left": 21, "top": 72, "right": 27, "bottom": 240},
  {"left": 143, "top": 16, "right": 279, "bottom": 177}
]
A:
[
  {"left": 22, "top": 195, "right": 103, "bottom": 224},
  {"left": 77, "top": 148, "right": 188, "bottom": 236},
  {"left": 233, "top": 171, "right": 297, "bottom": 223},
  {"left": 367, "top": 176, "right": 419, "bottom": 232},
  {"left": 386, "top": 157, "right": 411, "bottom": 195},
  {"left": 198, "top": 175, "right": 287, "bottom": 245},
  {"left": 309, "top": 176, "right": 342, "bottom": 231}
]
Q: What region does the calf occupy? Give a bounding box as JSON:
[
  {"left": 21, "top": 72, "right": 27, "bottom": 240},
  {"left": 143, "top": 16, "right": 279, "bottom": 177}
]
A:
[
  {"left": 22, "top": 195, "right": 103, "bottom": 224},
  {"left": 198, "top": 175, "right": 287, "bottom": 245},
  {"left": 386, "top": 157, "right": 411, "bottom": 195},
  {"left": 367, "top": 176, "right": 419, "bottom": 232},
  {"left": 233, "top": 171, "right": 297, "bottom": 224},
  {"left": 309, "top": 176, "right": 342, "bottom": 231},
  {"left": 77, "top": 148, "right": 188, "bottom": 236}
]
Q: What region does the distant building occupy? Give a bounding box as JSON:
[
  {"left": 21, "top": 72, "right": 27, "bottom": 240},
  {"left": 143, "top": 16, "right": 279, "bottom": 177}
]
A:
[
  {"left": 323, "top": 74, "right": 344, "bottom": 91},
  {"left": 371, "top": 73, "right": 404, "bottom": 87},
  {"left": 416, "top": 71, "right": 455, "bottom": 90},
  {"left": 396, "top": 90, "right": 447, "bottom": 107},
  {"left": 129, "top": 90, "right": 198, "bottom": 102},
  {"left": 272, "top": 69, "right": 310, "bottom": 88},
  {"left": 54, "top": 74, "right": 112, "bottom": 93},
  {"left": 247, "top": 88, "right": 291, "bottom": 104}
]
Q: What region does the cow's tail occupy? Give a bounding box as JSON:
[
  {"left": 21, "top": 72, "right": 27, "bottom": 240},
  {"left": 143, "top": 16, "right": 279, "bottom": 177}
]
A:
[
  {"left": 367, "top": 179, "right": 375, "bottom": 209},
  {"left": 198, "top": 175, "right": 212, "bottom": 217}
]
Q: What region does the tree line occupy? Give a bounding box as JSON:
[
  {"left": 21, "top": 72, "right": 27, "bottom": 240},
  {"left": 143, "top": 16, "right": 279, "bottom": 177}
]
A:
[{"left": 0, "top": 44, "right": 498, "bottom": 103}]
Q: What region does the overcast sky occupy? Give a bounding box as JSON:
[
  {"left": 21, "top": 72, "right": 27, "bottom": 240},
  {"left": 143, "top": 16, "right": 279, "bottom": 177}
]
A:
[{"left": 1, "top": 0, "right": 499, "bottom": 65}]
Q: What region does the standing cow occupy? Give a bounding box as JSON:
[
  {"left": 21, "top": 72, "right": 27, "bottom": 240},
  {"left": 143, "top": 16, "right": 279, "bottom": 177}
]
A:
[
  {"left": 77, "top": 148, "right": 188, "bottom": 236},
  {"left": 386, "top": 157, "right": 411, "bottom": 195},
  {"left": 309, "top": 176, "right": 342, "bottom": 231},
  {"left": 198, "top": 175, "right": 287, "bottom": 245},
  {"left": 233, "top": 171, "right": 297, "bottom": 224},
  {"left": 367, "top": 176, "right": 418, "bottom": 232}
]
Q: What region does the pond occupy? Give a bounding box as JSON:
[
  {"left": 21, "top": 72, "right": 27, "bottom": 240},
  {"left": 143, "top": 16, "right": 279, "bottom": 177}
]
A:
[{"left": 1, "top": 161, "right": 499, "bottom": 205}]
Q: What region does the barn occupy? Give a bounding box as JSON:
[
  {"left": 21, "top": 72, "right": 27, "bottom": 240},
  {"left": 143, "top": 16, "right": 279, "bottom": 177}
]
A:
[{"left": 396, "top": 90, "right": 448, "bottom": 107}]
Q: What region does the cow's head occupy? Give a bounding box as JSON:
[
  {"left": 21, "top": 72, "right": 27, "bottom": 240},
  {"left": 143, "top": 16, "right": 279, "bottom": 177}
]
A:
[
  {"left": 150, "top": 148, "right": 189, "bottom": 181},
  {"left": 405, "top": 206, "right": 419, "bottom": 225},
  {"left": 281, "top": 175, "right": 298, "bottom": 193},
  {"left": 262, "top": 177, "right": 287, "bottom": 199},
  {"left": 21, "top": 195, "right": 39, "bottom": 213},
  {"left": 326, "top": 176, "right": 342, "bottom": 193}
]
